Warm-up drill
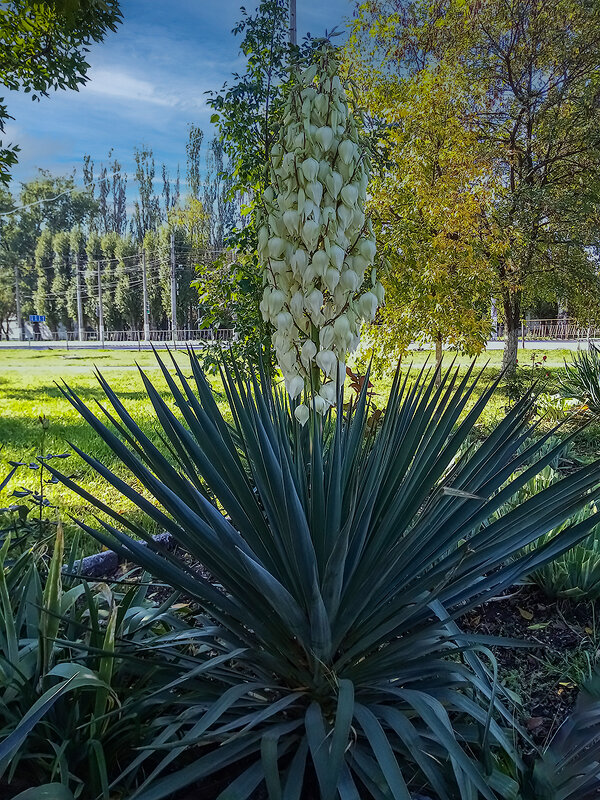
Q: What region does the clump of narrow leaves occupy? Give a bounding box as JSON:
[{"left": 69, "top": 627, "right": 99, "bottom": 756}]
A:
[
  {"left": 0, "top": 527, "right": 191, "bottom": 799},
  {"left": 559, "top": 343, "right": 600, "bottom": 415},
  {"left": 48, "top": 350, "right": 600, "bottom": 800}
]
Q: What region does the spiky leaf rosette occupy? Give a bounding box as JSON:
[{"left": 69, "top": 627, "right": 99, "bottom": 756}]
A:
[
  {"left": 49, "top": 350, "right": 600, "bottom": 799},
  {"left": 258, "top": 50, "right": 383, "bottom": 422}
]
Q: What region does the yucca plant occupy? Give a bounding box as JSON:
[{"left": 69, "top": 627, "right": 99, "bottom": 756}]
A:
[
  {"left": 559, "top": 344, "right": 600, "bottom": 415},
  {"left": 43, "top": 348, "right": 600, "bottom": 800}
]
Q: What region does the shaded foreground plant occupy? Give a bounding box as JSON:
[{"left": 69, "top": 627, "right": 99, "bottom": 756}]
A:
[
  {"left": 521, "top": 667, "right": 600, "bottom": 799},
  {"left": 48, "top": 349, "right": 600, "bottom": 799},
  {"left": 0, "top": 526, "right": 190, "bottom": 799}
]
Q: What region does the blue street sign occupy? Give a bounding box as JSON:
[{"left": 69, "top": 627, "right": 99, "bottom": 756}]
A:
[{"left": 29, "top": 315, "right": 46, "bottom": 322}]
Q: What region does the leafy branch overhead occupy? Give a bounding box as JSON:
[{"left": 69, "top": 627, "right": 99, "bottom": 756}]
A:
[{"left": 0, "top": 0, "right": 122, "bottom": 185}]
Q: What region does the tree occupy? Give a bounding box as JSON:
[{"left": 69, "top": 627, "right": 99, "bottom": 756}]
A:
[
  {"left": 349, "top": 58, "right": 498, "bottom": 371},
  {"left": 203, "top": 138, "right": 236, "bottom": 250},
  {"left": 161, "top": 163, "right": 180, "bottom": 220},
  {"left": 142, "top": 230, "right": 166, "bottom": 329},
  {"left": 186, "top": 124, "right": 203, "bottom": 201},
  {"left": 84, "top": 231, "right": 102, "bottom": 329},
  {"left": 100, "top": 232, "right": 121, "bottom": 330},
  {"left": 131, "top": 146, "right": 162, "bottom": 242},
  {"left": 207, "top": 0, "right": 293, "bottom": 196},
  {"left": 0, "top": 265, "right": 15, "bottom": 339},
  {"left": 0, "top": 189, "right": 18, "bottom": 335},
  {"left": 353, "top": 0, "right": 600, "bottom": 372},
  {"left": 0, "top": 0, "right": 122, "bottom": 184},
  {"left": 18, "top": 170, "right": 97, "bottom": 241},
  {"left": 114, "top": 235, "right": 140, "bottom": 330},
  {"left": 51, "top": 230, "right": 72, "bottom": 327},
  {"left": 205, "top": 0, "right": 321, "bottom": 368},
  {"left": 34, "top": 230, "right": 56, "bottom": 327},
  {"left": 69, "top": 226, "right": 86, "bottom": 325},
  {"left": 83, "top": 150, "right": 127, "bottom": 235}
]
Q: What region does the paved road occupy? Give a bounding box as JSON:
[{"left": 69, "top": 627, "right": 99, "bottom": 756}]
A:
[{"left": 0, "top": 338, "right": 597, "bottom": 351}]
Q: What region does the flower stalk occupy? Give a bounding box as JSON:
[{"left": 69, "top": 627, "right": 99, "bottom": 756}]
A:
[{"left": 258, "top": 49, "right": 384, "bottom": 422}]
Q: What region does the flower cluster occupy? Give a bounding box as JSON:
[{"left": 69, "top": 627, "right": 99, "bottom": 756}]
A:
[{"left": 258, "top": 51, "right": 384, "bottom": 423}]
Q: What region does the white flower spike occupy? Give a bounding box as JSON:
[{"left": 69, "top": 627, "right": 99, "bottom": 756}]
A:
[{"left": 258, "top": 48, "right": 381, "bottom": 413}]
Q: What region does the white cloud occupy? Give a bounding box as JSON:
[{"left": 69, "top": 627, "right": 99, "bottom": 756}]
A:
[{"left": 85, "top": 68, "right": 179, "bottom": 107}]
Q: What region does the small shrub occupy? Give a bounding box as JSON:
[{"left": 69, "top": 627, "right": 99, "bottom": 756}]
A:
[
  {"left": 491, "top": 446, "right": 600, "bottom": 600},
  {"left": 535, "top": 393, "right": 583, "bottom": 423},
  {"left": 559, "top": 343, "right": 600, "bottom": 414}
]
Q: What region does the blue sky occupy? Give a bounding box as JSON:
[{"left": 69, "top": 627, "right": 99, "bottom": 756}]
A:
[{"left": 5, "top": 0, "right": 354, "bottom": 194}]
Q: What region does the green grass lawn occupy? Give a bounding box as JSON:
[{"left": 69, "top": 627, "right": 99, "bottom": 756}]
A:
[
  {"left": 0, "top": 348, "right": 229, "bottom": 551},
  {"left": 1, "top": 345, "right": 597, "bottom": 553}
]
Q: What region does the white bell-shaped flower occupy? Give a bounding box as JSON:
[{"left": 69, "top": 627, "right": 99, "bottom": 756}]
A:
[
  {"left": 276, "top": 310, "right": 294, "bottom": 333},
  {"left": 319, "top": 325, "right": 335, "bottom": 350},
  {"left": 289, "top": 291, "right": 304, "bottom": 320},
  {"left": 325, "top": 171, "right": 343, "bottom": 199},
  {"left": 300, "top": 339, "right": 317, "bottom": 367},
  {"left": 338, "top": 140, "right": 356, "bottom": 165},
  {"left": 301, "top": 219, "right": 320, "bottom": 250},
  {"left": 316, "top": 126, "right": 334, "bottom": 152},
  {"left": 357, "top": 291, "right": 378, "bottom": 321},
  {"left": 305, "top": 288, "right": 324, "bottom": 318},
  {"left": 324, "top": 267, "right": 340, "bottom": 293},
  {"left": 286, "top": 374, "right": 305, "bottom": 399},
  {"left": 305, "top": 181, "right": 323, "bottom": 206},
  {"left": 341, "top": 184, "right": 359, "bottom": 207},
  {"left": 316, "top": 349, "right": 338, "bottom": 378},
  {"left": 312, "top": 250, "right": 329, "bottom": 277},
  {"left": 337, "top": 205, "right": 353, "bottom": 231},
  {"left": 359, "top": 238, "right": 376, "bottom": 262},
  {"left": 301, "top": 158, "right": 319, "bottom": 183},
  {"left": 318, "top": 159, "right": 330, "bottom": 181},
  {"left": 294, "top": 404, "right": 310, "bottom": 425},
  {"left": 339, "top": 269, "right": 360, "bottom": 293},
  {"left": 268, "top": 237, "right": 287, "bottom": 259},
  {"left": 328, "top": 243, "right": 345, "bottom": 270},
  {"left": 333, "top": 314, "right": 350, "bottom": 338},
  {"left": 301, "top": 263, "right": 317, "bottom": 289},
  {"left": 283, "top": 209, "right": 300, "bottom": 236},
  {"left": 312, "top": 395, "right": 328, "bottom": 415},
  {"left": 319, "top": 381, "right": 337, "bottom": 406}
]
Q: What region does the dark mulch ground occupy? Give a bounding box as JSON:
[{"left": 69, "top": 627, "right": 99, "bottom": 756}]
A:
[{"left": 462, "top": 582, "right": 599, "bottom": 748}]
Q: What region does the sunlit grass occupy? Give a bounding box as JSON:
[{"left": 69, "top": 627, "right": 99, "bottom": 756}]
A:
[{"left": 0, "top": 345, "right": 595, "bottom": 553}]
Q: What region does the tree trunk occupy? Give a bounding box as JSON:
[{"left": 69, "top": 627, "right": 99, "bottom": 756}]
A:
[
  {"left": 502, "top": 291, "right": 521, "bottom": 375},
  {"left": 435, "top": 332, "right": 443, "bottom": 387}
]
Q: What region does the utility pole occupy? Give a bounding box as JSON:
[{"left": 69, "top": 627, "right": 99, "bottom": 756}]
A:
[
  {"left": 289, "top": 0, "right": 297, "bottom": 46},
  {"left": 97, "top": 259, "right": 105, "bottom": 348},
  {"left": 170, "top": 232, "right": 177, "bottom": 345},
  {"left": 14, "top": 261, "right": 22, "bottom": 341},
  {"left": 75, "top": 252, "right": 84, "bottom": 342},
  {"left": 142, "top": 249, "right": 150, "bottom": 342}
]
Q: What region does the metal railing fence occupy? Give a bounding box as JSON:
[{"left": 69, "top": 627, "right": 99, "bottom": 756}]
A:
[
  {"left": 494, "top": 318, "right": 600, "bottom": 341},
  {"left": 26, "top": 328, "right": 236, "bottom": 343}
]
